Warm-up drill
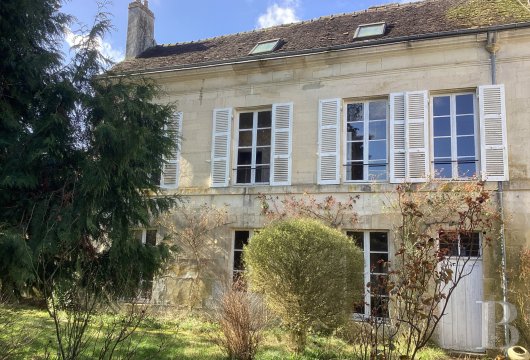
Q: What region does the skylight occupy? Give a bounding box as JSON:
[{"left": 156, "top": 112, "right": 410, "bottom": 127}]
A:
[
  {"left": 354, "top": 22, "right": 386, "bottom": 39},
  {"left": 249, "top": 39, "right": 281, "bottom": 55}
]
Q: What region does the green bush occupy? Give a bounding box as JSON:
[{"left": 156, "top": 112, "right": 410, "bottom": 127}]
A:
[{"left": 243, "top": 218, "right": 363, "bottom": 353}]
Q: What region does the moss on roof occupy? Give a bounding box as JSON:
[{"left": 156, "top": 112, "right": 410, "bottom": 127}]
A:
[{"left": 447, "top": 0, "right": 530, "bottom": 27}]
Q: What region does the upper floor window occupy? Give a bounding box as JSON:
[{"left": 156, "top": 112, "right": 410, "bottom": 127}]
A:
[
  {"left": 345, "top": 100, "right": 388, "bottom": 181},
  {"left": 432, "top": 93, "right": 478, "bottom": 179},
  {"left": 236, "top": 110, "right": 272, "bottom": 184}
]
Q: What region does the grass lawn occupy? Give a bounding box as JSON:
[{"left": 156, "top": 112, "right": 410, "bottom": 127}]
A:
[{"left": 0, "top": 306, "right": 450, "bottom": 360}]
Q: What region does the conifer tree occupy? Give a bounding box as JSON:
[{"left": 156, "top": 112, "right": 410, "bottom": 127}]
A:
[{"left": 0, "top": 0, "right": 178, "bottom": 298}]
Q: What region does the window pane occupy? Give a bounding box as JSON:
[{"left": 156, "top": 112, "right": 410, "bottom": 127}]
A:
[
  {"left": 457, "top": 161, "right": 476, "bottom": 178},
  {"left": 256, "top": 147, "right": 270, "bottom": 164},
  {"left": 370, "top": 295, "right": 389, "bottom": 317},
  {"left": 238, "top": 131, "right": 252, "bottom": 147},
  {"left": 347, "top": 103, "right": 363, "bottom": 122},
  {"left": 368, "top": 164, "right": 387, "bottom": 180},
  {"left": 369, "top": 140, "right": 386, "bottom": 161},
  {"left": 434, "top": 138, "right": 451, "bottom": 158},
  {"left": 235, "top": 231, "right": 250, "bottom": 250},
  {"left": 456, "top": 115, "right": 475, "bottom": 136},
  {"left": 347, "top": 163, "right": 363, "bottom": 180},
  {"left": 347, "top": 122, "right": 364, "bottom": 141},
  {"left": 456, "top": 94, "right": 474, "bottom": 114},
  {"left": 370, "top": 253, "right": 388, "bottom": 273},
  {"left": 255, "top": 166, "right": 270, "bottom": 183},
  {"left": 145, "top": 230, "right": 157, "bottom": 246},
  {"left": 239, "top": 113, "right": 253, "bottom": 129},
  {"left": 258, "top": 111, "right": 272, "bottom": 128},
  {"left": 233, "top": 251, "right": 244, "bottom": 270},
  {"left": 347, "top": 142, "right": 363, "bottom": 161},
  {"left": 237, "top": 149, "right": 252, "bottom": 165},
  {"left": 439, "top": 233, "right": 459, "bottom": 256},
  {"left": 370, "top": 274, "right": 388, "bottom": 295},
  {"left": 133, "top": 230, "right": 143, "bottom": 243},
  {"left": 347, "top": 231, "right": 364, "bottom": 250},
  {"left": 236, "top": 166, "right": 251, "bottom": 183},
  {"left": 434, "top": 117, "right": 451, "bottom": 137},
  {"left": 433, "top": 96, "right": 450, "bottom": 116},
  {"left": 370, "top": 232, "right": 388, "bottom": 252},
  {"left": 457, "top": 136, "right": 475, "bottom": 157},
  {"left": 369, "top": 120, "right": 386, "bottom": 140},
  {"left": 460, "top": 233, "right": 480, "bottom": 257},
  {"left": 257, "top": 129, "right": 271, "bottom": 146},
  {"left": 434, "top": 161, "right": 452, "bottom": 178},
  {"left": 369, "top": 101, "right": 387, "bottom": 120}
]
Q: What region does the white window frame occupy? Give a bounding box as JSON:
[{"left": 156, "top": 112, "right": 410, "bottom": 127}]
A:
[
  {"left": 343, "top": 99, "right": 389, "bottom": 183},
  {"left": 347, "top": 231, "right": 390, "bottom": 318},
  {"left": 438, "top": 232, "right": 482, "bottom": 259},
  {"left": 430, "top": 92, "right": 480, "bottom": 180},
  {"left": 232, "top": 229, "right": 257, "bottom": 279},
  {"left": 233, "top": 108, "right": 272, "bottom": 186},
  {"left": 133, "top": 228, "right": 158, "bottom": 245}
]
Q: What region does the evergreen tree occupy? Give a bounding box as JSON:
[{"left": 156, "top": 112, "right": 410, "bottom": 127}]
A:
[{"left": 0, "top": 0, "right": 178, "bottom": 298}]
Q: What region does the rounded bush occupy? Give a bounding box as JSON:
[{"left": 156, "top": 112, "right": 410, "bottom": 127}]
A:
[{"left": 243, "top": 218, "right": 363, "bottom": 352}]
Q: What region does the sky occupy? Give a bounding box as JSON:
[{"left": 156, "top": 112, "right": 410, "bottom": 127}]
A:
[{"left": 61, "top": 0, "right": 419, "bottom": 63}]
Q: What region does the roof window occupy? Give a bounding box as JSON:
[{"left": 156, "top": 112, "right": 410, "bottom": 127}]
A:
[
  {"left": 249, "top": 39, "right": 281, "bottom": 55},
  {"left": 354, "top": 22, "right": 386, "bottom": 39}
]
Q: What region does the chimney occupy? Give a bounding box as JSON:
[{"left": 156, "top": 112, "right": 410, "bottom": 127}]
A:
[{"left": 125, "top": 0, "right": 155, "bottom": 59}]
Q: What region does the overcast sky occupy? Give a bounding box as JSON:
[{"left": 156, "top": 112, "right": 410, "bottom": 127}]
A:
[{"left": 61, "top": 0, "right": 419, "bottom": 63}]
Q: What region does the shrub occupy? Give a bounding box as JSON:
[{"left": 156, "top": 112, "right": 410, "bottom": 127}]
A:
[
  {"left": 214, "top": 280, "right": 270, "bottom": 360},
  {"left": 243, "top": 218, "right": 363, "bottom": 353}
]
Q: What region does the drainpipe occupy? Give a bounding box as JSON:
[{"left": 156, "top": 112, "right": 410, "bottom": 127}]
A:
[{"left": 486, "top": 31, "right": 510, "bottom": 349}]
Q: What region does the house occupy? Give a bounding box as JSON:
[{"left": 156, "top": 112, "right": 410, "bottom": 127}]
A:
[{"left": 115, "top": 0, "right": 530, "bottom": 352}]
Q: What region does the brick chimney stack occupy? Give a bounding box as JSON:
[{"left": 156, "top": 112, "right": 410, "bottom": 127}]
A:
[{"left": 125, "top": 0, "right": 155, "bottom": 59}]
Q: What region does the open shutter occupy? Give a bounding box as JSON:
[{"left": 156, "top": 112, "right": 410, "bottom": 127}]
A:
[
  {"left": 318, "top": 99, "right": 341, "bottom": 184},
  {"left": 479, "top": 85, "right": 508, "bottom": 181},
  {"left": 211, "top": 108, "right": 232, "bottom": 187},
  {"left": 271, "top": 103, "right": 293, "bottom": 186},
  {"left": 390, "top": 93, "right": 406, "bottom": 183},
  {"left": 161, "top": 112, "right": 182, "bottom": 188},
  {"left": 406, "top": 91, "right": 429, "bottom": 182}
]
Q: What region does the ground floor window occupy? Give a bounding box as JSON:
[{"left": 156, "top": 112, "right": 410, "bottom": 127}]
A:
[
  {"left": 132, "top": 228, "right": 158, "bottom": 301},
  {"left": 233, "top": 230, "right": 253, "bottom": 281},
  {"left": 347, "top": 231, "right": 389, "bottom": 317},
  {"left": 439, "top": 231, "right": 481, "bottom": 257}
]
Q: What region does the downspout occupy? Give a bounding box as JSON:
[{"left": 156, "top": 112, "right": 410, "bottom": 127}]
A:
[{"left": 486, "top": 31, "right": 510, "bottom": 348}]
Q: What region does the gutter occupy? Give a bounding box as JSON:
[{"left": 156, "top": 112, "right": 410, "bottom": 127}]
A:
[{"left": 114, "top": 21, "right": 530, "bottom": 77}]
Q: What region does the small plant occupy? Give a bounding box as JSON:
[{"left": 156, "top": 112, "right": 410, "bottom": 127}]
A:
[
  {"left": 510, "top": 248, "right": 530, "bottom": 346},
  {"left": 214, "top": 279, "right": 270, "bottom": 360},
  {"left": 244, "top": 218, "right": 364, "bottom": 353}
]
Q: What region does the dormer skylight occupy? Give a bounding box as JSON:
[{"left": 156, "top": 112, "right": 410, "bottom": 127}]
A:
[
  {"left": 249, "top": 39, "right": 281, "bottom": 55},
  {"left": 354, "top": 22, "right": 386, "bottom": 39}
]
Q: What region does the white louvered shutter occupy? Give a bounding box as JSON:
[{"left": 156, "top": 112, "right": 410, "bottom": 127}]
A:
[
  {"left": 479, "top": 85, "right": 508, "bottom": 181},
  {"left": 161, "top": 112, "right": 182, "bottom": 188},
  {"left": 211, "top": 108, "right": 232, "bottom": 187},
  {"left": 271, "top": 103, "right": 293, "bottom": 186},
  {"left": 318, "top": 99, "right": 341, "bottom": 184},
  {"left": 406, "top": 91, "right": 430, "bottom": 182},
  {"left": 390, "top": 93, "right": 406, "bottom": 183}
]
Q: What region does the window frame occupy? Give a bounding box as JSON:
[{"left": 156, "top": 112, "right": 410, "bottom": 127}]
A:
[
  {"left": 233, "top": 108, "right": 273, "bottom": 186},
  {"left": 353, "top": 22, "right": 387, "bottom": 39},
  {"left": 439, "top": 232, "right": 482, "bottom": 259},
  {"left": 249, "top": 39, "right": 282, "bottom": 55},
  {"left": 133, "top": 228, "right": 158, "bottom": 246},
  {"left": 342, "top": 98, "right": 389, "bottom": 183},
  {"left": 347, "top": 230, "right": 390, "bottom": 318},
  {"left": 232, "top": 229, "right": 257, "bottom": 280},
  {"left": 430, "top": 92, "right": 480, "bottom": 180}
]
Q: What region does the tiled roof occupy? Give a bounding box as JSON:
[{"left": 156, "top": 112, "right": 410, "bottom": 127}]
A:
[{"left": 113, "top": 0, "right": 530, "bottom": 73}]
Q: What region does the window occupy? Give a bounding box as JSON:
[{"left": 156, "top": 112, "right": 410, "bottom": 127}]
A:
[
  {"left": 249, "top": 39, "right": 281, "bottom": 55},
  {"left": 345, "top": 100, "right": 388, "bottom": 181},
  {"left": 233, "top": 230, "right": 253, "bottom": 280},
  {"left": 354, "top": 22, "right": 386, "bottom": 39},
  {"left": 439, "top": 232, "right": 481, "bottom": 257},
  {"left": 236, "top": 110, "right": 272, "bottom": 184},
  {"left": 133, "top": 229, "right": 157, "bottom": 246},
  {"left": 432, "top": 93, "right": 478, "bottom": 179},
  {"left": 348, "top": 231, "right": 389, "bottom": 317}
]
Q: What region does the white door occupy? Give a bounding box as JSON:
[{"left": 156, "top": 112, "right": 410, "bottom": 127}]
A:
[{"left": 438, "top": 258, "right": 484, "bottom": 352}]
